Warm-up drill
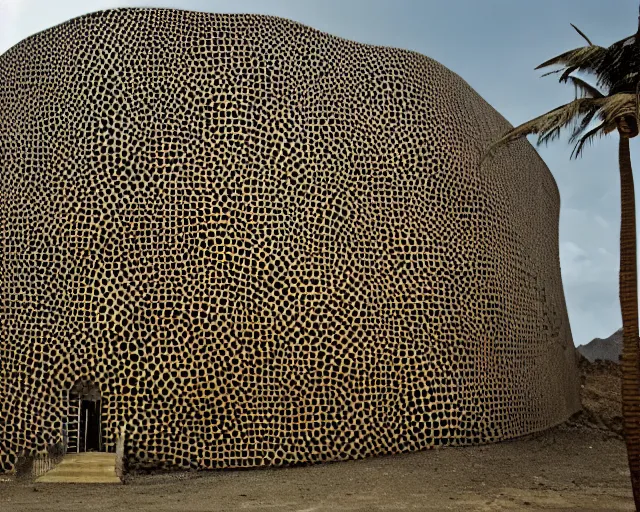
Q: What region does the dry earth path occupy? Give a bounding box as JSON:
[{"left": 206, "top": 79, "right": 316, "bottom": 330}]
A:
[
  {"left": 1, "top": 425, "right": 633, "bottom": 511},
  {"left": 2, "top": 356, "right": 631, "bottom": 511}
]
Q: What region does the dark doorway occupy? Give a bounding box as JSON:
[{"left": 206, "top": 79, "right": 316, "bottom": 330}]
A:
[
  {"left": 80, "top": 399, "right": 101, "bottom": 452},
  {"left": 67, "top": 379, "right": 102, "bottom": 453}
]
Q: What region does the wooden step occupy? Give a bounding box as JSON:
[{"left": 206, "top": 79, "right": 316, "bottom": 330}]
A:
[{"left": 36, "top": 453, "right": 121, "bottom": 484}]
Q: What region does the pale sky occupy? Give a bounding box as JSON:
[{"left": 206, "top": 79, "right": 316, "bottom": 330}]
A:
[{"left": 1, "top": 0, "right": 639, "bottom": 347}]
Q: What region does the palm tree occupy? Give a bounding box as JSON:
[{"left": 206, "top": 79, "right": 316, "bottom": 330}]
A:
[{"left": 481, "top": 16, "right": 640, "bottom": 510}]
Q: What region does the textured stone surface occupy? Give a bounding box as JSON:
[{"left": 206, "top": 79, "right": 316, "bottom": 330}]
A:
[{"left": 0, "top": 7, "right": 580, "bottom": 473}]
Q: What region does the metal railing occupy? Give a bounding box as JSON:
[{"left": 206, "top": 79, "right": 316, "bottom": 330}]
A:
[{"left": 16, "top": 441, "right": 67, "bottom": 479}]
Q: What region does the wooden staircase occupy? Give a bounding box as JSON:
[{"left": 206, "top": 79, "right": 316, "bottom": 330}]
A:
[{"left": 35, "top": 453, "right": 121, "bottom": 484}]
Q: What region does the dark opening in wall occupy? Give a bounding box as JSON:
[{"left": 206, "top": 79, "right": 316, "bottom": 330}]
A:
[{"left": 67, "top": 379, "right": 103, "bottom": 453}]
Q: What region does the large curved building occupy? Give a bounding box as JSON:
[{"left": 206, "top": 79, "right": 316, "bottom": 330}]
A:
[{"left": 0, "top": 8, "right": 580, "bottom": 473}]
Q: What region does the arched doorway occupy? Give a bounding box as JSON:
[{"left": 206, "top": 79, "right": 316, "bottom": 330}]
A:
[{"left": 67, "top": 379, "right": 102, "bottom": 453}]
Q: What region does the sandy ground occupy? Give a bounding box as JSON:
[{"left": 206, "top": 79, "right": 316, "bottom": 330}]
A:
[{"left": 1, "top": 356, "right": 635, "bottom": 511}]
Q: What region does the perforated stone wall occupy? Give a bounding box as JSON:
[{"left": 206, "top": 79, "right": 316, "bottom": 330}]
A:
[{"left": 0, "top": 7, "right": 580, "bottom": 473}]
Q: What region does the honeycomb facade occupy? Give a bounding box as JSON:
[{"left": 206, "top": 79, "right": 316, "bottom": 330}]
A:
[{"left": 0, "top": 8, "right": 580, "bottom": 473}]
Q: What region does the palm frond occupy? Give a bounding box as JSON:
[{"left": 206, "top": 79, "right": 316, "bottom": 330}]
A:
[
  {"left": 480, "top": 98, "right": 604, "bottom": 164},
  {"left": 569, "top": 107, "right": 599, "bottom": 141},
  {"left": 537, "top": 24, "right": 640, "bottom": 98},
  {"left": 535, "top": 46, "right": 607, "bottom": 72},
  {"left": 593, "top": 35, "right": 640, "bottom": 93},
  {"left": 570, "top": 120, "right": 608, "bottom": 158},
  {"left": 570, "top": 23, "right": 594, "bottom": 46},
  {"left": 484, "top": 18, "right": 640, "bottom": 166},
  {"left": 596, "top": 93, "right": 637, "bottom": 124},
  {"left": 533, "top": 98, "right": 604, "bottom": 146},
  {"left": 562, "top": 76, "right": 604, "bottom": 99},
  {"left": 541, "top": 68, "right": 563, "bottom": 78}
]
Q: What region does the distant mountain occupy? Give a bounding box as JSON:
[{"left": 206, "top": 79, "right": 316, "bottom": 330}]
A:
[{"left": 577, "top": 328, "right": 623, "bottom": 364}]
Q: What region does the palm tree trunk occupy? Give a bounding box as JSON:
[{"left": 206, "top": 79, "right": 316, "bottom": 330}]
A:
[{"left": 618, "top": 134, "right": 640, "bottom": 510}]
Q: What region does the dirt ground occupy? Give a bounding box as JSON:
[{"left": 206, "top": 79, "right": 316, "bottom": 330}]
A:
[{"left": 1, "top": 354, "right": 635, "bottom": 512}]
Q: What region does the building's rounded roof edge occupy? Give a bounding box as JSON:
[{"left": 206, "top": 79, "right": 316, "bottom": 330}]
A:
[
  {"left": 1, "top": 7, "right": 433, "bottom": 62},
  {"left": 1, "top": 6, "right": 561, "bottom": 206},
  {"left": 442, "top": 65, "right": 562, "bottom": 206}
]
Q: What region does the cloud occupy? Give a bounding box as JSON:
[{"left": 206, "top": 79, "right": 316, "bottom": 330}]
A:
[{"left": 560, "top": 241, "right": 591, "bottom": 283}]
